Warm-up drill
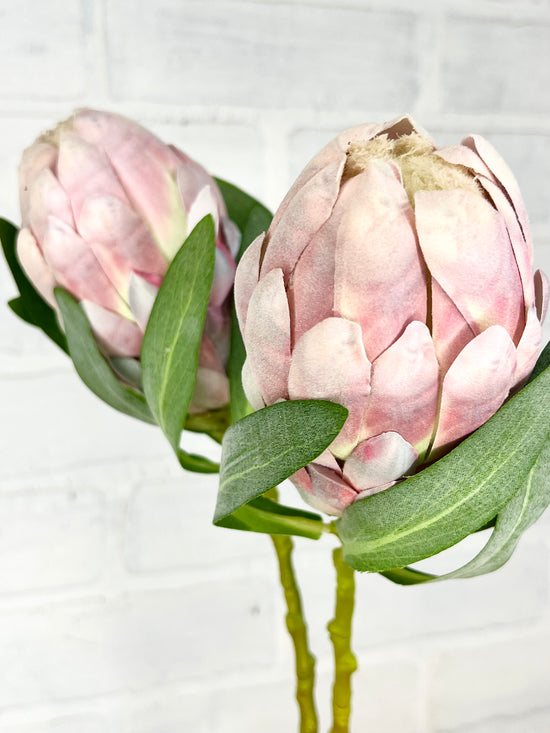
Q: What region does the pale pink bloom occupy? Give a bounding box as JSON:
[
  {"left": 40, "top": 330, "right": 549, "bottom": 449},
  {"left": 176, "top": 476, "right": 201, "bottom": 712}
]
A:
[
  {"left": 18, "top": 109, "right": 240, "bottom": 413},
  {"left": 236, "top": 115, "right": 548, "bottom": 515}
]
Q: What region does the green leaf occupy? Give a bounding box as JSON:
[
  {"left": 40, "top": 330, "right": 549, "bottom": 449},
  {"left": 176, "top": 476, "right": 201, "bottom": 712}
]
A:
[
  {"left": 214, "top": 400, "right": 348, "bottom": 523},
  {"left": 217, "top": 496, "right": 324, "bottom": 539},
  {"left": 55, "top": 288, "right": 155, "bottom": 424},
  {"left": 430, "top": 438, "right": 550, "bottom": 581},
  {"left": 1, "top": 218, "right": 68, "bottom": 353},
  {"left": 178, "top": 448, "right": 220, "bottom": 474},
  {"left": 215, "top": 178, "right": 272, "bottom": 241},
  {"left": 141, "top": 216, "right": 216, "bottom": 451},
  {"left": 338, "top": 361, "right": 550, "bottom": 573}
]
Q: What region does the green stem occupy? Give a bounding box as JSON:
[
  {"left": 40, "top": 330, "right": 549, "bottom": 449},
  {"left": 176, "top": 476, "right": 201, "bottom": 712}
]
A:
[
  {"left": 271, "top": 533, "right": 319, "bottom": 733},
  {"left": 328, "top": 546, "right": 357, "bottom": 733}
]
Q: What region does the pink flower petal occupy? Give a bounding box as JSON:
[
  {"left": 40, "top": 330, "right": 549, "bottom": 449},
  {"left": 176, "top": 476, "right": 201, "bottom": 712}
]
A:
[
  {"left": 234, "top": 232, "right": 264, "bottom": 333},
  {"left": 188, "top": 368, "right": 230, "bottom": 413},
  {"left": 415, "top": 189, "right": 524, "bottom": 344},
  {"left": 16, "top": 228, "right": 57, "bottom": 308},
  {"left": 241, "top": 358, "right": 265, "bottom": 411},
  {"left": 514, "top": 305, "right": 543, "bottom": 386},
  {"left": 477, "top": 176, "right": 534, "bottom": 314},
  {"left": 26, "top": 168, "right": 74, "bottom": 243},
  {"left": 268, "top": 123, "right": 381, "bottom": 237},
  {"left": 56, "top": 131, "right": 129, "bottom": 221},
  {"left": 42, "top": 217, "right": 130, "bottom": 317},
  {"left": 211, "top": 246, "right": 236, "bottom": 307},
  {"left": 431, "top": 277, "right": 476, "bottom": 377},
  {"left": 435, "top": 144, "right": 495, "bottom": 181},
  {"left": 187, "top": 185, "right": 220, "bottom": 237},
  {"left": 463, "top": 135, "right": 532, "bottom": 254},
  {"left": 222, "top": 218, "right": 242, "bottom": 259},
  {"left": 19, "top": 141, "right": 58, "bottom": 226},
  {"left": 73, "top": 109, "right": 180, "bottom": 172},
  {"left": 260, "top": 154, "right": 346, "bottom": 280},
  {"left": 77, "top": 195, "right": 167, "bottom": 300},
  {"left": 361, "top": 321, "right": 439, "bottom": 457},
  {"left": 343, "top": 432, "right": 418, "bottom": 494},
  {"left": 534, "top": 269, "right": 549, "bottom": 323},
  {"left": 128, "top": 272, "right": 159, "bottom": 332},
  {"left": 333, "top": 160, "right": 427, "bottom": 361},
  {"left": 302, "top": 463, "right": 358, "bottom": 517},
  {"left": 72, "top": 110, "right": 188, "bottom": 261},
  {"left": 431, "top": 325, "right": 517, "bottom": 454},
  {"left": 288, "top": 317, "right": 371, "bottom": 459},
  {"left": 287, "top": 218, "right": 335, "bottom": 346},
  {"left": 244, "top": 268, "right": 291, "bottom": 404},
  {"left": 81, "top": 300, "right": 143, "bottom": 357}
]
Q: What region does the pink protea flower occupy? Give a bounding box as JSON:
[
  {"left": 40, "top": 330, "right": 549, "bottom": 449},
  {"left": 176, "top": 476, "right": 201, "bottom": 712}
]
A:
[
  {"left": 235, "top": 115, "right": 548, "bottom": 516},
  {"left": 17, "top": 109, "right": 240, "bottom": 413}
]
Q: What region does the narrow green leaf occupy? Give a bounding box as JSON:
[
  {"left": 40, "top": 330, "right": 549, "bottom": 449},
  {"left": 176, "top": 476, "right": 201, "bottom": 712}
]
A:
[
  {"left": 379, "top": 567, "right": 434, "bottom": 585},
  {"left": 217, "top": 496, "right": 324, "bottom": 539},
  {"left": 338, "top": 362, "right": 550, "bottom": 573},
  {"left": 141, "top": 216, "right": 216, "bottom": 451},
  {"left": 432, "top": 438, "right": 550, "bottom": 580},
  {"left": 55, "top": 288, "right": 155, "bottom": 424},
  {"left": 178, "top": 448, "right": 220, "bottom": 474},
  {"left": 214, "top": 400, "right": 348, "bottom": 523},
  {"left": 228, "top": 309, "right": 251, "bottom": 424},
  {"left": 1, "top": 218, "right": 68, "bottom": 353}
]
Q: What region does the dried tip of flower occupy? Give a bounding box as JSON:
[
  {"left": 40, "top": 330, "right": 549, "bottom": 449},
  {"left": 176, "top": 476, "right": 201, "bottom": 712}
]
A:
[{"left": 343, "top": 132, "right": 480, "bottom": 206}]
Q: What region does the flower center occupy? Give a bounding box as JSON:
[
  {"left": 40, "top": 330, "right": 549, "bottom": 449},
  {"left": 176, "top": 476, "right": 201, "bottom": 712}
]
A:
[{"left": 343, "top": 132, "right": 480, "bottom": 205}]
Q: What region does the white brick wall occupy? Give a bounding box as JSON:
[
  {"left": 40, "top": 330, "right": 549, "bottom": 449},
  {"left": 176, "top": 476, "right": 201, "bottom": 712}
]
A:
[{"left": 1, "top": 0, "right": 549, "bottom": 730}]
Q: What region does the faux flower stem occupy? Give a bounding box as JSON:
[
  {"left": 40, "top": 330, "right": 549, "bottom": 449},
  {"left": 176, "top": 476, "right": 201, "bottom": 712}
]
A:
[
  {"left": 328, "top": 546, "right": 357, "bottom": 733},
  {"left": 271, "top": 532, "right": 319, "bottom": 733}
]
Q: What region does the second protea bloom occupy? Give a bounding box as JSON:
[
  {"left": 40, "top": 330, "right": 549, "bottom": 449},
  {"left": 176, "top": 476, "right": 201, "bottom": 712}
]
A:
[
  {"left": 235, "top": 115, "right": 548, "bottom": 515},
  {"left": 17, "top": 109, "right": 239, "bottom": 413}
]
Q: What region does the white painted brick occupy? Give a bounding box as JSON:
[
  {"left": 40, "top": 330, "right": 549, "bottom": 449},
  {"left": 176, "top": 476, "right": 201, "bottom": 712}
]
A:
[
  {"left": 430, "top": 632, "right": 550, "bottom": 730},
  {"left": 106, "top": 1, "right": 422, "bottom": 110},
  {"left": 0, "top": 2, "right": 86, "bottom": 100},
  {"left": 355, "top": 536, "right": 548, "bottom": 648},
  {"left": 153, "top": 121, "right": 266, "bottom": 205},
  {"left": 289, "top": 127, "right": 341, "bottom": 183},
  {"left": 448, "top": 710, "right": 550, "bottom": 733},
  {"left": 0, "top": 370, "right": 182, "bottom": 482},
  {"left": 0, "top": 580, "right": 274, "bottom": 707},
  {"left": 104, "top": 659, "right": 420, "bottom": 733},
  {"left": 210, "top": 662, "right": 421, "bottom": 733},
  {"left": 0, "top": 489, "right": 106, "bottom": 594},
  {"left": 291, "top": 525, "right": 548, "bottom": 654},
  {"left": 454, "top": 707, "right": 550, "bottom": 733},
  {"left": 1, "top": 715, "right": 112, "bottom": 733},
  {"left": 441, "top": 16, "right": 550, "bottom": 115},
  {"left": 124, "top": 474, "right": 269, "bottom": 572}
]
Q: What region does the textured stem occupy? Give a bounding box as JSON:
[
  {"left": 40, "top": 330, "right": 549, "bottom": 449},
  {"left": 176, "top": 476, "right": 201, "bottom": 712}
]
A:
[
  {"left": 328, "top": 546, "right": 357, "bottom": 733},
  {"left": 271, "top": 533, "right": 319, "bottom": 733}
]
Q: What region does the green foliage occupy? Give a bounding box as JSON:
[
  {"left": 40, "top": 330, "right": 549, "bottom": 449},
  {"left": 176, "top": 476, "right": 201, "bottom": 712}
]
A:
[
  {"left": 1, "top": 218, "right": 68, "bottom": 352},
  {"left": 141, "top": 216, "right": 215, "bottom": 451},
  {"left": 55, "top": 289, "right": 155, "bottom": 424},
  {"left": 338, "top": 352, "right": 550, "bottom": 575},
  {"left": 214, "top": 400, "right": 348, "bottom": 524}
]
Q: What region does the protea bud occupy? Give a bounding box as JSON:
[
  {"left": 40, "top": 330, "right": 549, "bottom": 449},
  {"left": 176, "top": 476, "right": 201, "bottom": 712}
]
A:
[
  {"left": 235, "top": 115, "right": 548, "bottom": 516},
  {"left": 17, "top": 109, "right": 239, "bottom": 413}
]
